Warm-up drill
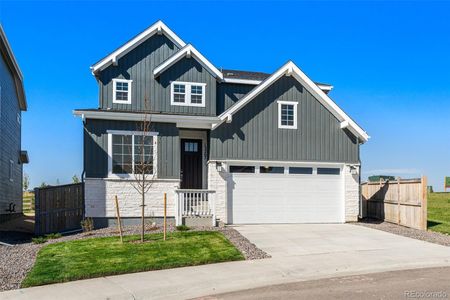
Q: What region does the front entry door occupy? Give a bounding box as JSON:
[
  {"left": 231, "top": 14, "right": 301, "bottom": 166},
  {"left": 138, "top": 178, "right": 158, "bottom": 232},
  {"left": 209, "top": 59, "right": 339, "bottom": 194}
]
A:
[{"left": 180, "top": 139, "right": 203, "bottom": 189}]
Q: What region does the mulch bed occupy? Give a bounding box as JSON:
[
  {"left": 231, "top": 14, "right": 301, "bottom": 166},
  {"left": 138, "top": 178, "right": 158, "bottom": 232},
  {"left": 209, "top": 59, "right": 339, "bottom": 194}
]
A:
[
  {"left": 0, "top": 225, "right": 269, "bottom": 292},
  {"left": 356, "top": 219, "right": 450, "bottom": 247}
]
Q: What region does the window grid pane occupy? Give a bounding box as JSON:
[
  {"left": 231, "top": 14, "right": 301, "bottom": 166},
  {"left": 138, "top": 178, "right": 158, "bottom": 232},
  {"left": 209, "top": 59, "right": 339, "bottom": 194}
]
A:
[
  {"left": 112, "top": 134, "right": 154, "bottom": 175},
  {"left": 134, "top": 136, "right": 154, "bottom": 175},
  {"left": 112, "top": 135, "right": 133, "bottom": 174},
  {"left": 281, "top": 104, "right": 295, "bottom": 126}
]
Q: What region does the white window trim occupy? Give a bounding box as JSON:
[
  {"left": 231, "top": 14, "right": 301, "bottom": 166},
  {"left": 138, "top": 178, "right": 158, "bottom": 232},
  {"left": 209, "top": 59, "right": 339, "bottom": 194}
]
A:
[
  {"left": 170, "top": 81, "right": 206, "bottom": 107},
  {"left": 112, "top": 78, "right": 132, "bottom": 104},
  {"left": 107, "top": 130, "right": 158, "bottom": 179},
  {"left": 278, "top": 100, "right": 298, "bottom": 129}
]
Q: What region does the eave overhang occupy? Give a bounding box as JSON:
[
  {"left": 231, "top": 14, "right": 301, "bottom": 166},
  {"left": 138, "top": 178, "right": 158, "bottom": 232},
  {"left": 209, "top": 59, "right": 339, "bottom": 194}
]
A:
[{"left": 73, "top": 110, "right": 219, "bottom": 130}]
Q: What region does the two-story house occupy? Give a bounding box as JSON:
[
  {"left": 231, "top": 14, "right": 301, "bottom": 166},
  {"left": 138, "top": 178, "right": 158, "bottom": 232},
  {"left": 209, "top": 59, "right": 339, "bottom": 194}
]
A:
[
  {"left": 0, "top": 25, "right": 28, "bottom": 225},
  {"left": 74, "top": 20, "right": 369, "bottom": 227}
]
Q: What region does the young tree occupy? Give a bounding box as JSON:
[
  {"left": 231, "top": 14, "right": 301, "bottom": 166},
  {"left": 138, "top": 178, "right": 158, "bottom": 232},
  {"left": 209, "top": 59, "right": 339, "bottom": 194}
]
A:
[
  {"left": 72, "top": 174, "right": 80, "bottom": 183},
  {"left": 39, "top": 182, "right": 48, "bottom": 188},
  {"left": 129, "top": 101, "right": 156, "bottom": 242},
  {"left": 23, "top": 173, "right": 30, "bottom": 192}
]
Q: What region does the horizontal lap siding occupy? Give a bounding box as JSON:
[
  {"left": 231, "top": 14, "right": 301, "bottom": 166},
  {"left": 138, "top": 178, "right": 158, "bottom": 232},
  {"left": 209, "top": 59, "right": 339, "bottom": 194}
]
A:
[
  {"left": 0, "top": 56, "right": 22, "bottom": 217},
  {"left": 84, "top": 119, "right": 180, "bottom": 179},
  {"left": 98, "top": 35, "right": 216, "bottom": 116},
  {"left": 210, "top": 76, "right": 359, "bottom": 163}
]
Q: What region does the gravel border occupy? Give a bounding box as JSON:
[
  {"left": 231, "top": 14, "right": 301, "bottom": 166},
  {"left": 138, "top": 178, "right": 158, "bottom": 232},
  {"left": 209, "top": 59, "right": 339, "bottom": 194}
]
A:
[
  {"left": 355, "top": 219, "right": 450, "bottom": 247},
  {"left": 0, "top": 225, "right": 269, "bottom": 291}
]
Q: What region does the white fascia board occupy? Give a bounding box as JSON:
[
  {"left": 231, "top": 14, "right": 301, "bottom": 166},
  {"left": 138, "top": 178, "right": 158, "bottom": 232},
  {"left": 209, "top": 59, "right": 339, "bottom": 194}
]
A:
[
  {"left": 340, "top": 120, "right": 349, "bottom": 129},
  {"left": 217, "top": 61, "right": 369, "bottom": 142},
  {"left": 73, "top": 110, "right": 218, "bottom": 127},
  {"left": 222, "top": 78, "right": 261, "bottom": 85},
  {"left": 218, "top": 61, "right": 290, "bottom": 121},
  {"left": 289, "top": 63, "right": 369, "bottom": 142},
  {"left": 208, "top": 159, "right": 356, "bottom": 167},
  {"left": 153, "top": 44, "right": 223, "bottom": 80},
  {"left": 91, "top": 20, "right": 186, "bottom": 74},
  {"left": 317, "top": 84, "right": 333, "bottom": 91},
  {"left": 222, "top": 78, "right": 333, "bottom": 92}
]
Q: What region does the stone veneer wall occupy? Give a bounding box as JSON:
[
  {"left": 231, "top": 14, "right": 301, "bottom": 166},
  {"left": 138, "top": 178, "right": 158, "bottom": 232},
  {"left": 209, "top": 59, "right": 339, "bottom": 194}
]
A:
[
  {"left": 84, "top": 178, "right": 180, "bottom": 218},
  {"left": 344, "top": 165, "right": 360, "bottom": 222},
  {"left": 207, "top": 162, "right": 229, "bottom": 223}
]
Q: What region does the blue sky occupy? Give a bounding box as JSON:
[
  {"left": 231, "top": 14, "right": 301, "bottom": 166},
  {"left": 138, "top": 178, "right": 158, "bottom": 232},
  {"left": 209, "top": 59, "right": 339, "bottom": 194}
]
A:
[{"left": 1, "top": 1, "right": 449, "bottom": 190}]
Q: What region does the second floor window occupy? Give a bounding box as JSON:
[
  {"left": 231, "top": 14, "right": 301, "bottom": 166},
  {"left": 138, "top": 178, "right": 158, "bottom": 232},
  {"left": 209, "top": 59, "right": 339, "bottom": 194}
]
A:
[
  {"left": 278, "top": 101, "right": 298, "bottom": 129},
  {"left": 171, "top": 81, "right": 206, "bottom": 107},
  {"left": 113, "top": 79, "right": 132, "bottom": 104}
]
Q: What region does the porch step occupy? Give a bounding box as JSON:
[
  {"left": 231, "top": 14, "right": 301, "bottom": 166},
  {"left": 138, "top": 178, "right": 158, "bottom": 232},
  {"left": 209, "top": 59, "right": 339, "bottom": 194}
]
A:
[{"left": 183, "top": 216, "right": 215, "bottom": 227}]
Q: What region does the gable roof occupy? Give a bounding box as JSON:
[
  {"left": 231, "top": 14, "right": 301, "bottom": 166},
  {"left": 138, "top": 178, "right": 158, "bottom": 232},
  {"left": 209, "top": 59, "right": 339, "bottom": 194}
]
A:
[
  {"left": 217, "top": 61, "right": 369, "bottom": 143},
  {"left": 153, "top": 44, "right": 223, "bottom": 80},
  {"left": 0, "top": 24, "right": 26, "bottom": 111},
  {"left": 91, "top": 20, "right": 186, "bottom": 74}
]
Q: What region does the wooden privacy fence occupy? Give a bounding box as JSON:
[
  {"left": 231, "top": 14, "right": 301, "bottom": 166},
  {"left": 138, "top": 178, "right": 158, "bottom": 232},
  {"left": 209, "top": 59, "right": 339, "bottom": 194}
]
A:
[
  {"left": 361, "top": 176, "right": 427, "bottom": 230},
  {"left": 34, "top": 183, "right": 84, "bottom": 235}
]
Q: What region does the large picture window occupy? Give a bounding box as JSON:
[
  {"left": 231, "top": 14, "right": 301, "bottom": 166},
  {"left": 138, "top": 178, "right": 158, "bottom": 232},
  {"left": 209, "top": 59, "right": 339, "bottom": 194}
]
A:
[
  {"left": 171, "top": 81, "right": 206, "bottom": 107},
  {"left": 278, "top": 101, "right": 298, "bottom": 129},
  {"left": 108, "top": 131, "right": 157, "bottom": 176}
]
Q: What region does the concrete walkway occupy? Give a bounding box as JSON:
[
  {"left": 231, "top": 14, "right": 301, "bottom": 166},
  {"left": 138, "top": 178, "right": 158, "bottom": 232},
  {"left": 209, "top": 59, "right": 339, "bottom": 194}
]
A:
[{"left": 2, "top": 224, "right": 450, "bottom": 300}]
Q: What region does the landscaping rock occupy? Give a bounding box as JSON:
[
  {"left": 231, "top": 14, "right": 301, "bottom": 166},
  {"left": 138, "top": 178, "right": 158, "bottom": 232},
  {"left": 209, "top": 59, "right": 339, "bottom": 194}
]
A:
[{"left": 356, "top": 220, "right": 450, "bottom": 247}]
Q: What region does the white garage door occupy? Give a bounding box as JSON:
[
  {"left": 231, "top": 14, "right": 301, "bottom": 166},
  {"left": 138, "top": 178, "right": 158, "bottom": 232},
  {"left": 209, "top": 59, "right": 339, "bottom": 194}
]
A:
[{"left": 230, "top": 165, "right": 344, "bottom": 224}]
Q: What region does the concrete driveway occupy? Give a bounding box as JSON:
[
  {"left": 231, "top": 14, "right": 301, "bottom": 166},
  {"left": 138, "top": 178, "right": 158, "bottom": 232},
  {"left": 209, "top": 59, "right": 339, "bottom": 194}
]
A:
[{"left": 2, "top": 224, "right": 450, "bottom": 300}]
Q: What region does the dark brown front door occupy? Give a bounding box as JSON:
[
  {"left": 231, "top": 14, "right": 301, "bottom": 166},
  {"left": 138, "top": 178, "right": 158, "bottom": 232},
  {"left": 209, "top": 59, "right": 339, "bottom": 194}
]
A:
[{"left": 180, "top": 139, "right": 202, "bottom": 189}]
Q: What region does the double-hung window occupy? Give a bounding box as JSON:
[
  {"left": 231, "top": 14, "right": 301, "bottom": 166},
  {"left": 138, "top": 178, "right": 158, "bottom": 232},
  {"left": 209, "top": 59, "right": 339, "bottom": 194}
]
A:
[
  {"left": 109, "top": 131, "right": 157, "bottom": 176},
  {"left": 171, "top": 81, "right": 206, "bottom": 107},
  {"left": 278, "top": 101, "right": 298, "bottom": 129},
  {"left": 113, "top": 79, "right": 132, "bottom": 104}
]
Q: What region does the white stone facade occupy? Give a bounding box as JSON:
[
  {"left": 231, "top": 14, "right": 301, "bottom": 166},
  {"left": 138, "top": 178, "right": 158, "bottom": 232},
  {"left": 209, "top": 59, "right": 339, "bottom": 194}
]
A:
[
  {"left": 207, "top": 162, "right": 229, "bottom": 223},
  {"left": 344, "top": 165, "right": 360, "bottom": 222},
  {"left": 85, "top": 178, "right": 180, "bottom": 218}
]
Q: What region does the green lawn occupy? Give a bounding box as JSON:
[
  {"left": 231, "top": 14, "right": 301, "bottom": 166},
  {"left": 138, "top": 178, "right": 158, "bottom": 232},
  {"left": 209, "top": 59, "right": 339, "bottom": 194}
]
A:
[
  {"left": 428, "top": 192, "right": 450, "bottom": 235},
  {"left": 22, "top": 231, "right": 244, "bottom": 287}
]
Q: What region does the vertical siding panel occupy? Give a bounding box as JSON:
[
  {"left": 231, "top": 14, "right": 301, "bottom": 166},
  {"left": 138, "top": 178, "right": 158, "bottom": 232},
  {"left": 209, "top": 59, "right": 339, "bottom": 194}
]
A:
[{"left": 210, "top": 76, "right": 359, "bottom": 164}]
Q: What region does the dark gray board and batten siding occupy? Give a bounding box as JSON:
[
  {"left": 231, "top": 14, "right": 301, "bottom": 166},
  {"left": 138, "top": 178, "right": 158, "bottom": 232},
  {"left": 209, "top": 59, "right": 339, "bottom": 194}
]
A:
[
  {"left": 0, "top": 54, "right": 23, "bottom": 220},
  {"left": 216, "top": 83, "right": 255, "bottom": 114},
  {"left": 84, "top": 119, "right": 180, "bottom": 179},
  {"left": 98, "top": 34, "right": 217, "bottom": 116},
  {"left": 210, "top": 76, "right": 359, "bottom": 164}
]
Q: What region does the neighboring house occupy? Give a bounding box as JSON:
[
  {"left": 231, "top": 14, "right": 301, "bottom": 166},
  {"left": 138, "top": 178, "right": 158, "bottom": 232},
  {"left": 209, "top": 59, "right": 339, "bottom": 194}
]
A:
[
  {"left": 74, "top": 20, "right": 369, "bottom": 227},
  {"left": 0, "top": 25, "right": 28, "bottom": 224}
]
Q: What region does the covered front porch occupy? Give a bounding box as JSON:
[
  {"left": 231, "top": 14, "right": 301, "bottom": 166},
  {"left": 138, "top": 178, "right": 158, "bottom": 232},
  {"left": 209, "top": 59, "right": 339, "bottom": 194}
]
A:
[{"left": 176, "top": 129, "right": 216, "bottom": 226}]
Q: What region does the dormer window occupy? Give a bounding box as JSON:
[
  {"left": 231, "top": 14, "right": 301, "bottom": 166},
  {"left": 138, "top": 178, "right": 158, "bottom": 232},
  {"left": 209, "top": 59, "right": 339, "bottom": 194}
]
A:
[
  {"left": 278, "top": 101, "right": 298, "bottom": 129},
  {"left": 171, "top": 81, "right": 206, "bottom": 107},
  {"left": 113, "top": 79, "right": 132, "bottom": 104}
]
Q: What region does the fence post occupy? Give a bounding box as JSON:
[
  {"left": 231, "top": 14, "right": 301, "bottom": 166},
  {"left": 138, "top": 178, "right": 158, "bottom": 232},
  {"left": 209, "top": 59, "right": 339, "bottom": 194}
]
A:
[
  {"left": 397, "top": 178, "right": 401, "bottom": 225},
  {"left": 34, "top": 188, "right": 40, "bottom": 236},
  {"left": 422, "top": 176, "right": 428, "bottom": 230}
]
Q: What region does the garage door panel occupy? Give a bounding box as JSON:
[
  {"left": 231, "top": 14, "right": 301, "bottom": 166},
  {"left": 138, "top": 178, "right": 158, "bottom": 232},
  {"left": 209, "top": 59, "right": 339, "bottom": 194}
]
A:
[{"left": 231, "top": 171, "right": 344, "bottom": 224}]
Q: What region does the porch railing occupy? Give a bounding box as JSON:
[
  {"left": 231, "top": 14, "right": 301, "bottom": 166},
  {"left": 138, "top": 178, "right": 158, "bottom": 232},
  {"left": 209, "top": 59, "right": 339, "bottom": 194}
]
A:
[{"left": 175, "top": 189, "right": 216, "bottom": 226}]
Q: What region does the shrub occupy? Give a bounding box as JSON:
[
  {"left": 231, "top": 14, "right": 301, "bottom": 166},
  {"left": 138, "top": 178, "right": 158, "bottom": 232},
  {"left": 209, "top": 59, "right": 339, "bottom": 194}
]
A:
[
  {"left": 81, "top": 218, "right": 94, "bottom": 232},
  {"left": 45, "top": 233, "right": 62, "bottom": 239},
  {"left": 176, "top": 225, "right": 190, "bottom": 231},
  {"left": 32, "top": 236, "right": 47, "bottom": 244}
]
